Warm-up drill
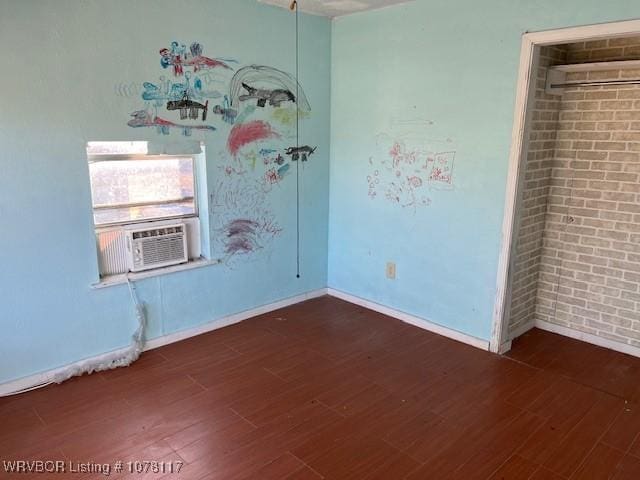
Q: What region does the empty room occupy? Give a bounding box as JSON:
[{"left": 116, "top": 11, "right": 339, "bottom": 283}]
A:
[{"left": 3, "top": 1, "right": 640, "bottom": 479}]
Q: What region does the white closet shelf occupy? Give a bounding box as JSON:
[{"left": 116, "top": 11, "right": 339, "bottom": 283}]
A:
[
  {"left": 549, "top": 59, "right": 640, "bottom": 73},
  {"left": 545, "top": 59, "right": 640, "bottom": 95}
]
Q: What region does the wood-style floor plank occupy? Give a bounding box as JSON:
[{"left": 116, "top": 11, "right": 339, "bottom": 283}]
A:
[{"left": 2, "top": 298, "right": 640, "bottom": 479}]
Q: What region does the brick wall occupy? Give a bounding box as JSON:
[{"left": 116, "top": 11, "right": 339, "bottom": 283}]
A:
[
  {"left": 507, "top": 46, "right": 566, "bottom": 337},
  {"left": 566, "top": 37, "right": 640, "bottom": 63},
  {"left": 535, "top": 37, "right": 640, "bottom": 348}
]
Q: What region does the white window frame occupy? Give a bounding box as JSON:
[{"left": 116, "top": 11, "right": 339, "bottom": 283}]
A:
[
  {"left": 86, "top": 143, "right": 212, "bottom": 285},
  {"left": 87, "top": 152, "right": 199, "bottom": 229}
]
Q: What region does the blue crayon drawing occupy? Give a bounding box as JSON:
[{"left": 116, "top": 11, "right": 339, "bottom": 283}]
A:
[{"left": 128, "top": 110, "right": 216, "bottom": 137}]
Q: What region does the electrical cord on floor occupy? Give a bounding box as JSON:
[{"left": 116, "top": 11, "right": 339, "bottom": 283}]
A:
[
  {"left": 0, "top": 275, "right": 147, "bottom": 397},
  {"left": 0, "top": 380, "right": 54, "bottom": 397}
]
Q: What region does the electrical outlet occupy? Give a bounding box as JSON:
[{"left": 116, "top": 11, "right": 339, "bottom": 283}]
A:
[{"left": 386, "top": 262, "right": 396, "bottom": 280}]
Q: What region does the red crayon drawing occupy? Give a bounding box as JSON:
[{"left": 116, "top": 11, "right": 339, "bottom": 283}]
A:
[
  {"left": 184, "top": 55, "right": 232, "bottom": 72},
  {"left": 227, "top": 120, "right": 280, "bottom": 157},
  {"left": 127, "top": 110, "right": 215, "bottom": 136},
  {"left": 160, "top": 42, "right": 233, "bottom": 77},
  {"left": 368, "top": 139, "right": 455, "bottom": 211},
  {"left": 428, "top": 151, "right": 455, "bottom": 184}
]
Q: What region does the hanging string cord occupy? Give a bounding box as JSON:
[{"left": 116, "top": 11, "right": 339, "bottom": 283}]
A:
[{"left": 295, "top": 0, "right": 301, "bottom": 279}]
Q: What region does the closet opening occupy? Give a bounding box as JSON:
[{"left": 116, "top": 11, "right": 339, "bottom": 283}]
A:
[{"left": 493, "top": 20, "right": 640, "bottom": 359}]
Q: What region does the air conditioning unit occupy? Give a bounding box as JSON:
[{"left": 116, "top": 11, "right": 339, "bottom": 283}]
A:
[{"left": 126, "top": 223, "right": 188, "bottom": 272}]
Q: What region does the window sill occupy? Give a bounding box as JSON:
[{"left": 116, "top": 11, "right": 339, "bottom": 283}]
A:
[{"left": 91, "top": 257, "right": 222, "bottom": 289}]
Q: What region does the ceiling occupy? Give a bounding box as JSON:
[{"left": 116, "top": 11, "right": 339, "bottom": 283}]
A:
[{"left": 258, "top": 0, "right": 415, "bottom": 18}]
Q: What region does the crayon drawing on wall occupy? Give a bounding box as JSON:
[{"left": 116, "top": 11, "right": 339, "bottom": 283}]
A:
[
  {"left": 366, "top": 119, "right": 456, "bottom": 212},
  {"left": 121, "top": 41, "right": 318, "bottom": 264},
  {"left": 127, "top": 41, "right": 238, "bottom": 136}
]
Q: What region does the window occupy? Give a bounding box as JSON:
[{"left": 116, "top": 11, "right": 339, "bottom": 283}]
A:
[
  {"left": 87, "top": 142, "right": 197, "bottom": 227},
  {"left": 87, "top": 142, "right": 205, "bottom": 281}
]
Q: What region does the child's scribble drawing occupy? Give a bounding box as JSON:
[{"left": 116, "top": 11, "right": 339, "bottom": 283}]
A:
[
  {"left": 142, "top": 74, "right": 222, "bottom": 104},
  {"left": 120, "top": 41, "right": 318, "bottom": 266},
  {"left": 259, "top": 148, "right": 278, "bottom": 157},
  {"left": 389, "top": 141, "right": 422, "bottom": 167},
  {"left": 264, "top": 167, "right": 286, "bottom": 186},
  {"left": 367, "top": 133, "right": 455, "bottom": 211},
  {"left": 126, "top": 48, "right": 314, "bottom": 138},
  {"left": 271, "top": 106, "right": 309, "bottom": 127},
  {"left": 232, "top": 146, "right": 300, "bottom": 192},
  {"left": 160, "top": 42, "right": 233, "bottom": 76},
  {"left": 229, "top": 65, "right": 311, "bottom": 112},
  {"left": 261, "top": 158, "right": 290, "bottom": 190},
  {"left": 128, "top": 41, "right": 238, "bottom": 136},
  {"left": 211, "top": 96, "right": 238, "bottom": 124},
  {"left": 223, "top": 219, "right": 275, "bottom": 255},
  {"left": 429, "top": 151, "right": 455, "bottom": 184},
  {"left": 239, "top": 82, "right": 296, "bottom": 108},
  {"left": 211, "top": 174, "right": 282, "bottom": 261},
  {"left": 127, "top": 110, "right": 215, "bottom": 136},
  {"left": 285, "top": 145, "right": 316, "bottom": 162},
  {"left": 235, "top": 105, "right": 258, "bottom": 125},
  {"left": 114, "top": 81, "right": 142, "bottom": 98},
  {"left": 227, "top": 120, "right": 281, "bottom": 157},
  {"left": 166, "top": 91, "right": 209, "bottom": 121}
]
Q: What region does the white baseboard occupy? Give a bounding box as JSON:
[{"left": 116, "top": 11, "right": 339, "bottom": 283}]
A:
[
  {"left": 0, "top": 345, "right": 135, "bottom": 397},
  {"left": 497, "top": 320, "right": 536, "bottom": 354},
  {"left": 536, "top": 319, "right": 640, "bottom": 359},
  {"left": 498, "top": 340, "right": 513, "bottom": 354},
  {"left": 2, "top": 287, "right": 494, "bottom": 396},
  {"left": 0, "top": 288, "right": 327, "bottom": 397},
  {"left": 508, "top": 320, "right": 536, "bottom": 342},
  {"left": 326, "top": 288, "right": 490, "bottom": 350},
  {"left": 144, "top": 288, "right": 327, "bottom": 351}
]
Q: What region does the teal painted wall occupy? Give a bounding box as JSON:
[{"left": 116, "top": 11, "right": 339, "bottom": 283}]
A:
[
  {"left": 0, "top": 0, "right": 331, "bottom": 384},
  {"left": 4, "top": 0, "right": 640, "bottom": 386},
  {"left": 329, "top": 1, "right": 640, "bottom": 340}
]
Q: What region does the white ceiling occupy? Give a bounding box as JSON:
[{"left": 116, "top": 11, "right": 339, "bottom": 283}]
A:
[{"left": 258, "top": 0, "right": 415, "bottom": 18}]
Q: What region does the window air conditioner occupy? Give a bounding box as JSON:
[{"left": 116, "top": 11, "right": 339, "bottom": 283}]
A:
[{"left": 126, "top": 223, "right": 188, "bottom": 272}]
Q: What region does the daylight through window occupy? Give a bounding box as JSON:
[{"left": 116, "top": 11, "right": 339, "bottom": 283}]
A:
[{"left": 87, "top": 143, "right": 197, "bottom": 227}]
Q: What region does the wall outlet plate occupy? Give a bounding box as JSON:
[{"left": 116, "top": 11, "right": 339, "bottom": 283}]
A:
[{"left": 386, "top": 261, "right": 396, "bottom": 279}]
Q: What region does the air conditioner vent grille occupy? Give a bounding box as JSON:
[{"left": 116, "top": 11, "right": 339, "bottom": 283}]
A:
[
  {"left": 138, "top": 235, "right": 185, "bottom": 267},
  {"left": 132, "top": 225, "right": 183, "bottom": 240},
  {"left": 128, "top": 223, "right": 188, "bottom": 272}
]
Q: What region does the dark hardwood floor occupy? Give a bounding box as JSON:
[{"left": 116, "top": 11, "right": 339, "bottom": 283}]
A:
[{"left": 2, "top": 296, "right": 640, "bottom": 479}]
